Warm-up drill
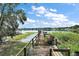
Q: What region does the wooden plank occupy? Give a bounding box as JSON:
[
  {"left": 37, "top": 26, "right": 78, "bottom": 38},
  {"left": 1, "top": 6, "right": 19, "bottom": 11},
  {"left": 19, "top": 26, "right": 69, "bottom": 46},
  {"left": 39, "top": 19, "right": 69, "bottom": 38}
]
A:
[
  {"left": 37, "top": 30, "right": 45, "bottom": 45},
  {"left": 53, "top": 48, "right": 70, "bottom": 56},
  {"left": 53, "top": 48, "right": 70, "bottom": 52},
  {"left": 52, "top": 45, "right": 63, "bottom": 56}
]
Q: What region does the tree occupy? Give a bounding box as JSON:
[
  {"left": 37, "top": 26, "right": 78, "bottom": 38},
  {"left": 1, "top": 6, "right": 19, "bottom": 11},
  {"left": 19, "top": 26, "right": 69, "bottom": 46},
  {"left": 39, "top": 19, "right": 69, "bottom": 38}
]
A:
[
  {"left": 71, "top": 25, "right": 79, "bottom": 29},
  {"left": 0, "top": 3, "right": 27, "bottom": 43}
]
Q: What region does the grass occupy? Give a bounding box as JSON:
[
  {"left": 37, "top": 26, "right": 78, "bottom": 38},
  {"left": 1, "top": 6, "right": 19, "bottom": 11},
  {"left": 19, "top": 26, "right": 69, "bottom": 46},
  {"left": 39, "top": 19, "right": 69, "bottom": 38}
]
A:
[
  {"left": 0, "top": 32, "right": 34, "bottom": 56},
  {"left": 50, "top": 31, "right": 79, "bottom": 55},
  {"left": 13, "top": 32, "right": 34, "bottom": 41},
  {"left": 0, "top": 41, "right": 27, "bottom": 56}
]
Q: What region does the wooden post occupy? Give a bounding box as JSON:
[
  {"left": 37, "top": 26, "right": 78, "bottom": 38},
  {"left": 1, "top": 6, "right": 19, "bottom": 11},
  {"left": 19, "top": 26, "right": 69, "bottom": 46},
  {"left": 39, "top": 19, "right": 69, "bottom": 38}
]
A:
[
  {"left": 32, "top": 39, "right": 34, "bottom": 48},
  {"left": 55, "top": 39, "right": 57, "bottom": 46},
  {"left": 24, "top": 47, "right": 26, "bottom": 56},
  {"left": 49, "top": 48, "right": 52, "bottom": 56},
  {"left": 68, "top": 50, "right": 70, "bottom": 56}
]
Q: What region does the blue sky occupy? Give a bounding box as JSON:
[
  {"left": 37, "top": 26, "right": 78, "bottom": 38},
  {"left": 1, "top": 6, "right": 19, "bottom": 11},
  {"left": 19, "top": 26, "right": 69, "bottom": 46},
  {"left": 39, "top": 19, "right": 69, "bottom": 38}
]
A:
[{"left": 17, "top": 3, "right": 79, "bottom": 28}]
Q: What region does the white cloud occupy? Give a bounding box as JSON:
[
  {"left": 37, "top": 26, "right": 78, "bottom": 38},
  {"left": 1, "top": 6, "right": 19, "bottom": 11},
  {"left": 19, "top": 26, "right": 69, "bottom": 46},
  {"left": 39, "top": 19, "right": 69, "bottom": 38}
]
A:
[
  {"left": 36, "top": 14, "right": 41, "bottom": 16},
  {"left": 32, "top": 6, "right": 67, "bottom": 22},
  {"left": 45, "top": 12, "right": 67, "bottom": 19},
  {"left": 32, "top": 6, "right": 36, "bottom": 11},
  {"left": 31, "top": 6, "right": 58, "bottom": 16},
  {"left": 45, "top": 12, "right": 56, "bottom": 17},
  {"left": 43, "top": 22, "right": 49, "bottom": 25},
  {"left": 45, "top": 11, "right": 68, "bottom": 23},
  {"left": 32, "top": 6, "right": 46, "bottom": 14},
  {"left": 27, "top": 18, "right": 35, "bottom": 23},
  {"left": 72, "top": 3, "right": 76, "bottom": 6},
  {"left": 67, "top": 21, "right": 79, "bottom": 26},
  {"left": 50, "top": 8, "right": 57, "bottom": 12},
  {"left": 41, "top": 21, "right": 49, "bottom": 25},
  {"left": 52, "top": 17, "right": 68, "bottom": 21}
]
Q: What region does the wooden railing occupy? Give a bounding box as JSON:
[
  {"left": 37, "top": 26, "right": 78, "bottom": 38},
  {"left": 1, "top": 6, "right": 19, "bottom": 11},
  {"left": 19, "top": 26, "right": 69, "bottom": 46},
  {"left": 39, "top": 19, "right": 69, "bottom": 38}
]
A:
[{"left": 16, "top": 33, "right": 38, "bottom": 56}]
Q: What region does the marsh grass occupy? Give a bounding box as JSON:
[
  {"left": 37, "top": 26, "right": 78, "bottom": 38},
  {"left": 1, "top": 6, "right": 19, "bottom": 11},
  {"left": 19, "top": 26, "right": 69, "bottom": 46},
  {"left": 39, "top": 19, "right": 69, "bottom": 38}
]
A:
[{"left": 50, "top": 32, "right": 79, "bottom": 55}]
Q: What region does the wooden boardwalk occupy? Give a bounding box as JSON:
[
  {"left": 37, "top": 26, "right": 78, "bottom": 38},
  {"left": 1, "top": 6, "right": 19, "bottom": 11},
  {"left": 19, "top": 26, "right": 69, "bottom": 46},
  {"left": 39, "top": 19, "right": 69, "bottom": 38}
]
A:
[
  {"left": 16, "top": 30, "right": 70, "bottom": 56},
  {"left": 27, "top": 31, "right": 63, "bottom": 56}
]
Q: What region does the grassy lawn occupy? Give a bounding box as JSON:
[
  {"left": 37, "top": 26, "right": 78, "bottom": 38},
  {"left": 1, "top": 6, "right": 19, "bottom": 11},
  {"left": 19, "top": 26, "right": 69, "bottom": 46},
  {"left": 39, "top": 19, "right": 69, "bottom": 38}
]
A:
[
  {"left": 50, "top": 31, "right": 79, "bottom": 55},
  {"left": 0, "top": 32, "right": 34, "bottom": 56}
]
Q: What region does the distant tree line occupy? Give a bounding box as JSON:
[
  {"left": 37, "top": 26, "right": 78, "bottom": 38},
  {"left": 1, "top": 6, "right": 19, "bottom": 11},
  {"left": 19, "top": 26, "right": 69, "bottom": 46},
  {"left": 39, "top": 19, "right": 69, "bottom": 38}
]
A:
[
  {"left": 69, "top": 25, "right": 79, "bottom": 33},
  {"left": 19, "top": 25, "right": 79, "bottom": 33}
]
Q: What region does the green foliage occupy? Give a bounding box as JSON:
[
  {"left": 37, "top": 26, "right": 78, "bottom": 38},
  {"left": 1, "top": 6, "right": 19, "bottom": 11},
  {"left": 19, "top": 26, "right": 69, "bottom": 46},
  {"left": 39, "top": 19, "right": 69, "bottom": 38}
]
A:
[
  {"left": 50, "top": 31, "right": 79, "bottom": 54},
  {"left": 70, "top": 29, "right": 79, "bottom": 33},
  {"left": 13, "top": 32, "right": 34, "bottom": 40},
  {"left": 0, "top": 3, "right": 27, "bottom": 38}
]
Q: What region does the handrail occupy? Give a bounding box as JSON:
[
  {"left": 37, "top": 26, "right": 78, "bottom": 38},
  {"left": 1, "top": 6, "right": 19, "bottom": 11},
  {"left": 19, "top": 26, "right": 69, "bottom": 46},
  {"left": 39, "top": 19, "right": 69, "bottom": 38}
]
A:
[
  {"left": 26, "top": 34, "right": 38, "bottom": 48},
  {"left": 16, "top": 33, "right": 38, "bottom": 56}
]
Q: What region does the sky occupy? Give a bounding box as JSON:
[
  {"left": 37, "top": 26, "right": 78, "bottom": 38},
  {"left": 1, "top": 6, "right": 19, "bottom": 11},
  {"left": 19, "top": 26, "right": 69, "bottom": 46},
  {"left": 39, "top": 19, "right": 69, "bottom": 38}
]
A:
[{"left": 17, "top": 3, "right": 79, "bottom": 28}]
